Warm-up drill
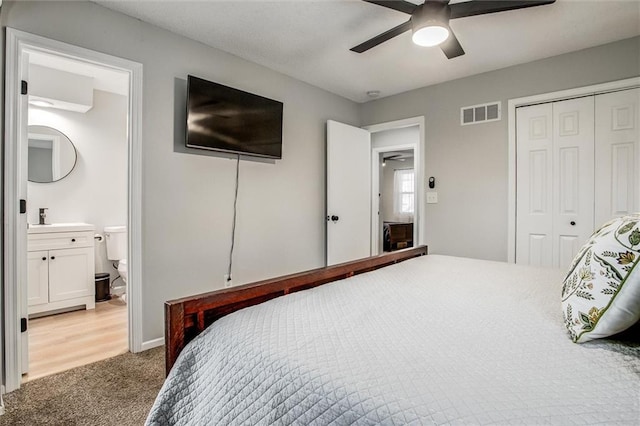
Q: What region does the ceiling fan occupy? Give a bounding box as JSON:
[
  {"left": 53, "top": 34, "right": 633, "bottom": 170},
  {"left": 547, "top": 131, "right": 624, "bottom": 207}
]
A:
[{"left": 351, "top": 0, "right": 556, "bottom": 59}]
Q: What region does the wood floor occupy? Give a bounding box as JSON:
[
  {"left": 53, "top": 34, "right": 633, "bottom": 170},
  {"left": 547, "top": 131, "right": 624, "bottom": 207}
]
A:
[{"left": 23, "top": 298, "right": 128, "bottom": 382}]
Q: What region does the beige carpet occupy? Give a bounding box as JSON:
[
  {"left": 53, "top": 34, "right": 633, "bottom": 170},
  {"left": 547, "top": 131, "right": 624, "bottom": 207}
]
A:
[{"left": 0, "top": 347, "right": 164, "bottom": 426}]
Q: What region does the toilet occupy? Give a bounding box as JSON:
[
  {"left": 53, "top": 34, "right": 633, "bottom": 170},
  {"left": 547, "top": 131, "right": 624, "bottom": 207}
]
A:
[{"left": 104, "top": 225, "right": 127, "bottom": 302}]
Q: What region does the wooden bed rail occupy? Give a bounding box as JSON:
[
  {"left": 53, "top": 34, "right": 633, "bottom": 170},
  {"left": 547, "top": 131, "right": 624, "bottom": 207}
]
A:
[{"left": 164, "top": 245, "right": 427, "bottom": 375}]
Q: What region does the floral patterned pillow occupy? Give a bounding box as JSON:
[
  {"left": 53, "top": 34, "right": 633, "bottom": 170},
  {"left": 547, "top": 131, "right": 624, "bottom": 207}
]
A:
[{"left": 562, "top": 214, "right": 640, "bottom": 343}]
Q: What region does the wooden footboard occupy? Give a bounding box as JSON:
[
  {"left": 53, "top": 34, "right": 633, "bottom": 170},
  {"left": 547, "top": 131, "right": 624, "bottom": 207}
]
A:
[{"left": 164, "top": 246, "right": 427, "bottom": 375}]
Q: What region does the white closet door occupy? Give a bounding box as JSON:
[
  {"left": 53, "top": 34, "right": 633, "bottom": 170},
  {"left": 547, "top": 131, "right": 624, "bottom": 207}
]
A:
[
  {"left": 516, "top": 103, "right": 553, "bottom": 266},
  {"left": 552, "top": 97, "right": 595, "bottom": 269},
  {"left": 594, "top": 88, "right": 640, "bottom": 227},
  {"left": 516, "top": 97, "right": 595, "bottom": 268}
]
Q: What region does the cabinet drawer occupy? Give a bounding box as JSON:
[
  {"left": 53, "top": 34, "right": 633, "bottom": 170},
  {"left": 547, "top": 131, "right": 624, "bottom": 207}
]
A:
[{"left": 28, "top": 231, "right": 94, "bottom": 251}]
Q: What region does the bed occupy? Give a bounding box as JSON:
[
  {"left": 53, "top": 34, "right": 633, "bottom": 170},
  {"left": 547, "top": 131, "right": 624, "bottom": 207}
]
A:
[{"left": 147, "top": 247, "right": 639, "bottom": 425}]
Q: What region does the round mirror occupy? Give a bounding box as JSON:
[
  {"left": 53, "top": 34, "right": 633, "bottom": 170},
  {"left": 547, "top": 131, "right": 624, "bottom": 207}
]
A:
[{"left": 27, "top": 125, "right": 77, "bottom": 183}]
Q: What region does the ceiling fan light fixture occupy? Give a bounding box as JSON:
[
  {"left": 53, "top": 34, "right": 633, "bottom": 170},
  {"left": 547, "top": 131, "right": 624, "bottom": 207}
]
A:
[
  {"left": 412, "top": 25, "right": 449, "bottom": 47},
  {"left": 411, "top": 2, "right": 451, "bottom": 48}
]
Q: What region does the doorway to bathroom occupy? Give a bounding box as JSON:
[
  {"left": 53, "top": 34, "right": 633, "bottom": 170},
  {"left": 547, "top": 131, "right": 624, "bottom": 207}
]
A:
[
  {"left": 4, "top": 29, "right": 143, "bottom": 392},
  {"left": 24, "top": 50, "right": 130, "bottom": 382}
]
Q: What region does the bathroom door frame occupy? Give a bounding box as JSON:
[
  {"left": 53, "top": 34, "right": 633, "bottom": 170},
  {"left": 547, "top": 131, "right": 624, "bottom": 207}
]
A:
[{"left": 3, "top": 28, "right": 144, "bottom": 392}]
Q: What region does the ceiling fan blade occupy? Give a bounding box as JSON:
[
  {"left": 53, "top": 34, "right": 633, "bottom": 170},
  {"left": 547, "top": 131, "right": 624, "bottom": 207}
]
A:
[
  {"left": 449, "top": 0, "right": 555, "bottom": 20},
  {"left": 440, "top": 30, "right": 465, "bottom": 59},
  {"left": 350, "top": 20, "right": 412, "bottom": 53},
  {"left": 362, "top": 0, "right": 418, "bottom": 15}
]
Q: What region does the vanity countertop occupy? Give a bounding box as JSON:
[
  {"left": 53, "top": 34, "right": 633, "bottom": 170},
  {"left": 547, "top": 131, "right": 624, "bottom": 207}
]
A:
[{"left": 28, "top": 223, "right": 96, "bottom": 234}]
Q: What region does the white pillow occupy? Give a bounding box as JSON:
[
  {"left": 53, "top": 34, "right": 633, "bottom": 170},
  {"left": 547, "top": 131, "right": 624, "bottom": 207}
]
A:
[{"left": 562, "top": 214, "right": 640, "bottom": 343}]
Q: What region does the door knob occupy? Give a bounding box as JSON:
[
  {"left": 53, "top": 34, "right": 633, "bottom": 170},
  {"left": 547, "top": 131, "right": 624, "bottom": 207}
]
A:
[
  {"left": 50, "top": 256, "right": 55, "bottom": 260},
  {"left": 570, "top": 221, "right": 576, "bottom": 226},
  {"left": 71, "top": 238, "right": 76, "bottom": 242},
  {"left": 42, "top": 257, "right": 46, "bottom": 261}
]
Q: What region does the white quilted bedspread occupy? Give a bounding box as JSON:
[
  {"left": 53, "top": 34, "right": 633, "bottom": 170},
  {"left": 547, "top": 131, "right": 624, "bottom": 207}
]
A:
[{"left": 146, "top": 255, "right": 640, "bottom": 425}]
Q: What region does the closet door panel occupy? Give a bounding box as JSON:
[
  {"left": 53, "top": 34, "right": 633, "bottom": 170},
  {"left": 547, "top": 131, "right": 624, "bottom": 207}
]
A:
[
  {"left": 595, "top": 88, "right": 640, "bottom": 226},
  {"left": 516, "top": 103, "right": 553, "bottom": 266},
  {"left": 552, "top": 97, "right": 595, "bottom": 269},
  {"left": 558, "top": 235, "right": 580, "bottom": 269}
]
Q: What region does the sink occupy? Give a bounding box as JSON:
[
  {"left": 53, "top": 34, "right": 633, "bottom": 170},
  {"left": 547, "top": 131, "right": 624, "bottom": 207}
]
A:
[{"left": 28, "top": 223, "right": 96, "bottom": 234}]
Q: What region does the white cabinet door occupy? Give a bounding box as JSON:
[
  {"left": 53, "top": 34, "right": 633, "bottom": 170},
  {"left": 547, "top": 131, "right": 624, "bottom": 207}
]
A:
[
  {"left": 326, "top": 120, "right": 371, "bottom": 266},
  {"left": 552, "top": 97, "right": 595, "bottom": 268},
  {"left": 27, "top": 250, "right": 49, "bottom": 307},
  {"left": 595, "top": 88, "right": 640, "bottom": 226},
  {"left": 48, "top": 247, "right": 94, "bottom": 302},
  {"left": 516, "top": 103, "right": 554, "bottom": 266}
]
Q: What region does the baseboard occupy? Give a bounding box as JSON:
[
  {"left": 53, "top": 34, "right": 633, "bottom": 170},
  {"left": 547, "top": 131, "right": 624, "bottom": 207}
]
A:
[{"left": 141, "top": 337, "right": 164, "bottom": 351}]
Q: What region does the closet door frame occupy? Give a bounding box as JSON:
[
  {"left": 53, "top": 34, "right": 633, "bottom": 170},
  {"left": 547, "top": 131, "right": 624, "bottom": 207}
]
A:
[{"left": 507, "top": 77, "right": 640, "bottom": 263}]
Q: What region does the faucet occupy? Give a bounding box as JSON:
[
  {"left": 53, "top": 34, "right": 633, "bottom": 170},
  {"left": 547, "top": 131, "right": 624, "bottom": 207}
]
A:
[{"left": 39, "top": 208, "right": 48, "bottom": 225}]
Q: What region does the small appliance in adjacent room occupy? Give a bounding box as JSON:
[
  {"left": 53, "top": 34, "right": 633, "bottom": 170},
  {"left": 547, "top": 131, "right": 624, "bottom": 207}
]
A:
[{"left": 104, "top": 225, "right": 128, "bottom": 302}]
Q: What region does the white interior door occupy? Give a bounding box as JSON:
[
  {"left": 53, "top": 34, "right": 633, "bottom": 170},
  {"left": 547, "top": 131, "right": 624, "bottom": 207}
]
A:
[
  {"left": 19, "top": 52, "right": 30, "bottom": 375},
  {"left": 595, "top": 88, "right": 640, "bottom": 226},
  {"left": 516, "top": 103, "right": 554, "bottom": 266},
  {"left": 516, "top": 96, "right": 595, "bottom": 268},
  {"left": 552, "top": 96, "right": 595, "bottom": 268},
  {"left": 326, "top": 120, "right": 371, "bottom": 266}
]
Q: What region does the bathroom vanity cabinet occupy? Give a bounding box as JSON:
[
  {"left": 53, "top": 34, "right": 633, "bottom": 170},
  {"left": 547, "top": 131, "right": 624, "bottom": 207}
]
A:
[{"left": 27, "top": 224, "right": 96, "bottom": 316}]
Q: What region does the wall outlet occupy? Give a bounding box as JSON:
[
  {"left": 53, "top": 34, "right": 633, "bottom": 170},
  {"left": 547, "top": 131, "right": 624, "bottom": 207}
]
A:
[
  {"left": 224, "top": 274, "right": 232, "bottom": 288},
  {"left": 426, "top": 192, "right": 438, "bottom": 204}
]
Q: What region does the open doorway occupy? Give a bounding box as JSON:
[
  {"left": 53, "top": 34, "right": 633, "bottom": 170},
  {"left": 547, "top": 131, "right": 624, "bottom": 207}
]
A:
[
  {"left": 368, "top": 122, "right": 422, "bottom": 256},
  {"left": 4, "top": 29, "right": 143, "bottom": 392},
  {"left": 379, "top": 150, "right": 415, "bottom": 253},
  {"left": 325, "top": 117, "right": 423, "bottom": 264},
  {"left": 23, "top": 50, "right": 130, "bottom": 382}
]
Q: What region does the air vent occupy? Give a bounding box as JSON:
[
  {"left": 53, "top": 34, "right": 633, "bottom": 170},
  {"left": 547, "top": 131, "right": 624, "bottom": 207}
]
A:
[{"left": 461, "top": 101, "right": 501, "bottom": 125}]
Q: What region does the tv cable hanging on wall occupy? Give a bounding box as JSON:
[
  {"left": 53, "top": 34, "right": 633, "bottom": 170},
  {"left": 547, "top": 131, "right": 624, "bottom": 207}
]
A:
[{"left": 227, "top": 154, "right": 240, "bottom": 285}]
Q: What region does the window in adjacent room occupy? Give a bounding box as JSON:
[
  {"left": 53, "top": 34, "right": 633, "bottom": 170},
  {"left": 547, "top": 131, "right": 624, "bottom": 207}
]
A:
[{"left": 394, "top": 169, "right": 415, "bottom": 215}]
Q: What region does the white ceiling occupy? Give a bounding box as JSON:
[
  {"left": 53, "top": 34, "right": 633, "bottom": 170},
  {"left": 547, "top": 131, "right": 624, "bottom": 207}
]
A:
[{"left": 94, "top": 0, "right": 640, "bottom": 103}]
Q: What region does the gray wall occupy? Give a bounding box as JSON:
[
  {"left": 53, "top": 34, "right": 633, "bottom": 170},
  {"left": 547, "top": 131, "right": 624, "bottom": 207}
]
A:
[
  {"left": 361, "top": 36, "right": 640, "bottom": 261},
  {"left": 1, "top": 1, "right": 360, "bottom": 343}
]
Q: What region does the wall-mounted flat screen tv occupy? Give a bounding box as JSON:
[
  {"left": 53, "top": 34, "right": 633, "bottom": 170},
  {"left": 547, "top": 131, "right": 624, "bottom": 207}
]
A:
[{"left": 186, "top": 75, "right": 283, "bottom": 159}]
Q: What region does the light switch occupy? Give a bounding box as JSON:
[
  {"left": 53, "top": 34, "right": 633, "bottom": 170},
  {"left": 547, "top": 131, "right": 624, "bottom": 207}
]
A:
[{"left": 426, "top": 192, "right": 438, "bottom": 204}]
